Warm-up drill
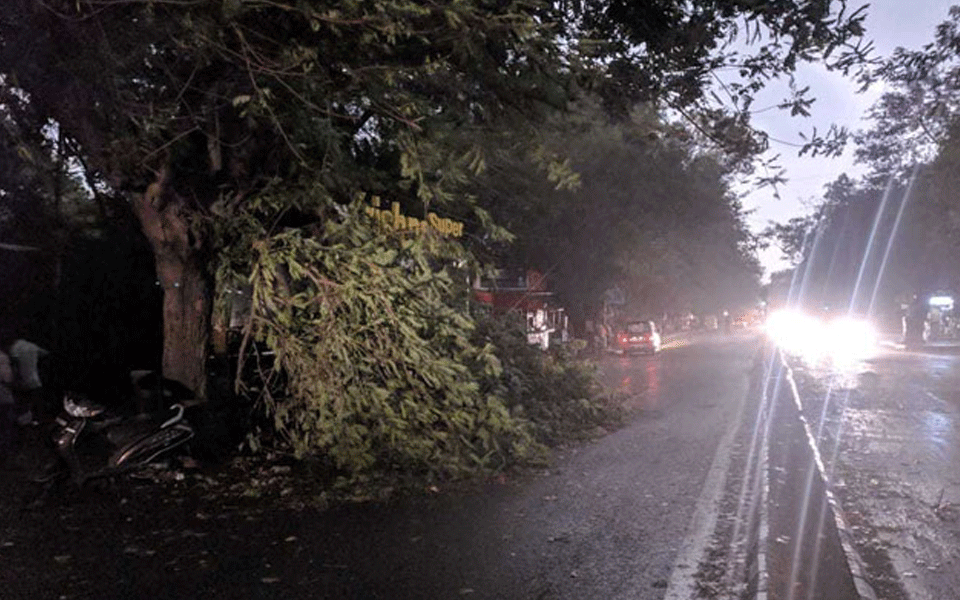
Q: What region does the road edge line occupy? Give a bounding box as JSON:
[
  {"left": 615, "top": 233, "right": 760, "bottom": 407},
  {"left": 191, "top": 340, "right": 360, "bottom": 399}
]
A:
[
  {"left": 662, "top": 345, "right": 750, "bottom": 600},
  {"left": 742, "top": 345, "right": 774, "bottom": 600},
  {"left": 753, "top": 393, "right": 771, "bottom": 600}
]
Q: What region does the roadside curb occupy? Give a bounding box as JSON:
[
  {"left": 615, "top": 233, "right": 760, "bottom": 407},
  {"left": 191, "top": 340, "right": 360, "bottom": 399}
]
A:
[
  {"left": 778, "top": 353, "right": 878, "bottom": 600},
  {"left": 880, "top": 338, "right": 960, "bottom": 354}
]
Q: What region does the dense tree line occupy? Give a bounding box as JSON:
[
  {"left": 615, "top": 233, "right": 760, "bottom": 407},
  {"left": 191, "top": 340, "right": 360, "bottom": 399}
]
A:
[
  {"left": 473, "top": 105, "right": 762, "bottom": 322},
  {"left": 768, "top": 7, "right": 960, "bottom": 322},
  {"left": 0, "top": 0, "right": 868, "bottom": 482}
]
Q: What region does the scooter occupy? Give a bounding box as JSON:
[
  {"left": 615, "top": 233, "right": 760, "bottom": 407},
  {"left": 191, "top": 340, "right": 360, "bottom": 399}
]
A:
[{"left": 44, "top": 391, "right": 195, "bottom": 486}]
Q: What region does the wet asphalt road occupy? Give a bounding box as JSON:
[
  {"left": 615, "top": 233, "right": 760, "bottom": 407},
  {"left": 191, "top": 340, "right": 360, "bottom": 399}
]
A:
[
  {"left": 784, "top": 341, "right": 960, "bottom": 600},
  {"left": 0, "top": 332, "right": 764, "bottom": 600},
  {"left": 262, "top": 332, "right": 763, "bottom": 600}
]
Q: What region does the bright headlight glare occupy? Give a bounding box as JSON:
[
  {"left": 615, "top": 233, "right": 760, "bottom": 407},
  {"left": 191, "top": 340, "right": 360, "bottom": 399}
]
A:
[
  {"left": 765, "top": 310, "right": 826, "bottom": 355},
  {"left": 826, "top": 317, "right": 878, "bottom": 360},
  {"left": 766, "top": 310, "right": 877, "bottom": 360}
]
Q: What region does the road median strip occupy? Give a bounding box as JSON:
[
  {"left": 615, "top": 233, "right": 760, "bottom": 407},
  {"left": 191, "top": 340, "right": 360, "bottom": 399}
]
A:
[{"left": 774, "top": 351, "right": 878, "bottom": 600}]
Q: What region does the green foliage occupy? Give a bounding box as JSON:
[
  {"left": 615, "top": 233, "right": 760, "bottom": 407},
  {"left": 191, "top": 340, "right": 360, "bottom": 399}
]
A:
[
  {"left": 0, "top": 0, "right": 869, "bottom": 488},
  {"left": 474, "top": 107, "right": 762, "bottom": 319},
  {"left": 845, "top": 8, "right": 960, "bottom": 295},
  {"left": 470, "top": 312, "right": 622, "bottom": 446},
  {"left": 220, "top": 189, "right": 540, "bottom": 480},
  {"left": 0, "top": 88, "right": 98, "bottom": 245},
  {"left": 214, "top": 182, "right": 618, "bottom": 482},
  {"left": 777, "top": 8, "right": 960, "bottom": 306},
  {"left": 571, "top": 0, "right": 871, "bottom": 162},
  {"left": 855, "top": 7, "right": 960, "bottom": 176}
]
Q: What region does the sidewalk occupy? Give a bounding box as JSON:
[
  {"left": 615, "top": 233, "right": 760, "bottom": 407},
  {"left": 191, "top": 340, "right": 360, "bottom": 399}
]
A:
[
  {"left": 880, "top": 337, "right": 960, "bottom": 354},
  {"left": 876, "top": 325, "right": 960, "bottom": 354}
]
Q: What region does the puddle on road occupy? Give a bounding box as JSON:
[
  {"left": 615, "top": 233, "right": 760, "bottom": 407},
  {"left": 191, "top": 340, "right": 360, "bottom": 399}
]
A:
[{"left": 608, "top": 357, "right": 662, "bottom": 412}]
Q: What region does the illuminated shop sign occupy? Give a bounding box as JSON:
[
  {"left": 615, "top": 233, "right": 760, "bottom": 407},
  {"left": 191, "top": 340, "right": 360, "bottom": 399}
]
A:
[
  {"left": 929, "top": 295, "right": 954, "bottom": 310},
  {"left": 363, "top": 197, "right": 464, "bottom": 238}
]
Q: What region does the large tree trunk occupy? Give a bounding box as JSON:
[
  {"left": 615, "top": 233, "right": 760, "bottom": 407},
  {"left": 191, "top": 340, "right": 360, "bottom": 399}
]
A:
[{"left": 132, "top": 171, "right": 210, "bottom": 398}]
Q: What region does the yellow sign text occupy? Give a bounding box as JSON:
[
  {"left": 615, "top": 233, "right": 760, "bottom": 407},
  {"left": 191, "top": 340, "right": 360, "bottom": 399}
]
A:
[{"left": 364, "top": 199, "right": 464, "bottom": 238}]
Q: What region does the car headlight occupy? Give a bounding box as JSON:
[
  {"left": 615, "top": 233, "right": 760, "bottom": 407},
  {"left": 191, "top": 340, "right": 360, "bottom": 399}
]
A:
[
  {"left": 765, "top": 310, "right": 877, "bottom": 360},
  {"left": 765, "top": 310, "right": 825, "bottom": 355}
]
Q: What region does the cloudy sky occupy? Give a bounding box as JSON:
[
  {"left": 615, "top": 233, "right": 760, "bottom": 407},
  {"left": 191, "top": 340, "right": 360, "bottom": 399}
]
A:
[{"left": 739, "top": 0, "right": 957, "bottom": 277}]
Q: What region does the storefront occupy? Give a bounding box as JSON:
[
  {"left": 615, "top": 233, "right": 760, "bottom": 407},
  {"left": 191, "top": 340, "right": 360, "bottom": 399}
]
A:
[{"left": 472, "top": 269, "right": 568, "bottom": 350}]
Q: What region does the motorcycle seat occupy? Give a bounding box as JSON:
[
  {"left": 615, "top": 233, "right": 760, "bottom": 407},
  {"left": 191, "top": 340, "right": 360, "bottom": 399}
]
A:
[
  {"left": 105, "top": 405, "right": 185, "bottom": 447},
  {"left": 105, "top": 419, "right": 161, "bottom": 447}
]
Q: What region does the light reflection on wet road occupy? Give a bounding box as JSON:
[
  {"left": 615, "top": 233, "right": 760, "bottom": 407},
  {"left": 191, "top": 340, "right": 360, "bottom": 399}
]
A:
[
  {"left": 610, "top": 354, "right": 663, "bottom": 411},
  {"left": 786, "top": 344, "right": 960, "bottom": 600}
]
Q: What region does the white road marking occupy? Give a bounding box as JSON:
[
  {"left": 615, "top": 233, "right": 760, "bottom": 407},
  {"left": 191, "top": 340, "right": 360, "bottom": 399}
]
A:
[
  {"left": 663, "top": 372, "right": 749, "bottom": 600},
  {"left": 924, "top": 390, "right": 946, "bottom": 407}
]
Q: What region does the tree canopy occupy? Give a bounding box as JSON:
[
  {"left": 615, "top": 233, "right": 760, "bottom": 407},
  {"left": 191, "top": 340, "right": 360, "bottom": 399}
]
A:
[
  {"left": 0, "top": 0, "right": 870, "bottom": 480},
  {"left": 767, "top": 7, "right": 960, "bottom": 318},
  {"left": 473, "top": 104, "right": 761, "bottom": 319}
]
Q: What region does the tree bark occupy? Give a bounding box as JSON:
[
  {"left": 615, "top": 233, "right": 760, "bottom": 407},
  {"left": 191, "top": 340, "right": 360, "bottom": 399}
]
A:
[{"left": 132, "top": 171, "right": 210, "bottom": 398}]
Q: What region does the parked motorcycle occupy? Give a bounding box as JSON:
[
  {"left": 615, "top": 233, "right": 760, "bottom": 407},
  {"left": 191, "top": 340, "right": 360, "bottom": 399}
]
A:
[{"left": 42, "top": 391, "right": 195, "bottom": 486}]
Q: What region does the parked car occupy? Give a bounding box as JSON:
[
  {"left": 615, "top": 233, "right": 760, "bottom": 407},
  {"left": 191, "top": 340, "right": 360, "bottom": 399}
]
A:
[{"left": 615, "top": 320, "right": 661, "bottom": 355}]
